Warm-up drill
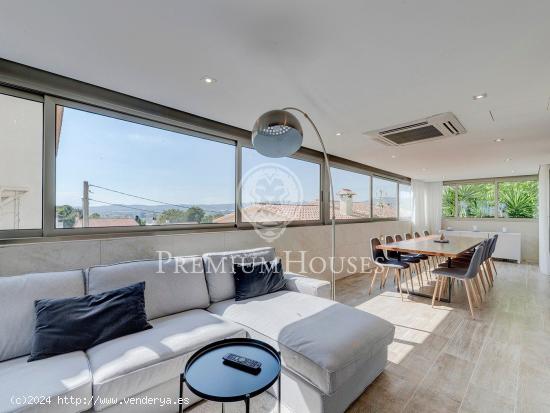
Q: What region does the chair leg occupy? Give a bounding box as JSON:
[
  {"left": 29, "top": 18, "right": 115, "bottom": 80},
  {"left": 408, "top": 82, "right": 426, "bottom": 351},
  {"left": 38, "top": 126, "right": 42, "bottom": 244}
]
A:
[
  {"left": 472, "top": 273, "right": 483, "bottom": 303},
  {"left": 396, "top": 269, "right": 404, "bottom": 301},
  {"left": 432, "top": 275, "right": 441, "bottom": 307},
  {"left": 438, "top": 277, "right": 445, "bottom": 301},
  {"left": 408, "top": 268, "right": 415, "bottom": 291},
  {"left": 379, "top": 266, "right": 386, "bottom": 290},
  {"left": 475, "top": 272, "right": 485, "bottom": 300},
  {"left": 478, "top": 266, "right": 488, "bottom": 293},
  {"left": 470, "top": 278, "right": 481, "bottom": 307},
  {"left": 463, "top": 280, "right": 476, "bottom": 318},
  {"left": 404, "top": 269, "right": 411, "bottom": 294},
  {"left": 415, "top": 263, "right": 422, "bottom": 287},
  {"left": 485, "top": 261, "right": 494, "bottom": 285},
  {"left": 488, "top": 263, "right": 494, "bottom": 287}
]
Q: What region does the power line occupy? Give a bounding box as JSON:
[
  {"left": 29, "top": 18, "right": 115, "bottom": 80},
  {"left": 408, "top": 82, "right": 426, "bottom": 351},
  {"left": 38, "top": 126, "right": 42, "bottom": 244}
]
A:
[
  {"left": 89, "top": 184, "right": 192, "bottom": 209},
  {"left": 88, "top": 198, "right": 164, "bottom": 214}
]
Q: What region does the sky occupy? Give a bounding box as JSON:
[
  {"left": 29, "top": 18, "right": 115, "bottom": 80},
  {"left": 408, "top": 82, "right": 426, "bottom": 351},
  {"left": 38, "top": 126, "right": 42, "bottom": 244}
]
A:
[
  {"left": 56, "top": 107, "right": 236, "bottom": 207},
  {"left": 56, "top": 107, "right": 406, "bottom": 209}
]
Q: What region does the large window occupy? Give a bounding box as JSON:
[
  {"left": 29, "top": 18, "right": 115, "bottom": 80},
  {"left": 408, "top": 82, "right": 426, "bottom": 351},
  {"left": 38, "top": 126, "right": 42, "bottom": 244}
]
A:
[
  {"left": 55, "top": 106, "right": 236, "bottom": 228},
  {"left": 399, "top": 184, "right": 412, "bottom": 219},
  {"left": 373, "top": 177, "right": 398, "bottom": 218},
  {"left": 330, "top": 167, "right": 371, "bottom": 219},
  {"left": 498, "top": 180, "right": 538, "bottom": 218},
  {"left": 443, "top": 179, "right": 537, "bottom": 219},
  {"left": 457, "top": 183, "right": 495, "bottom": 218},
  {"left": 0, "top": 81, "right": 410, "bottom": 239},
  {"left": 241, "top": 147, "right": 320, "bottom": 222},
  {"left": 442, "top": 185, "right": 456, "bottom": 217},
  {"left": 0, "top": 92, "right": 43, "bottom": 231}
]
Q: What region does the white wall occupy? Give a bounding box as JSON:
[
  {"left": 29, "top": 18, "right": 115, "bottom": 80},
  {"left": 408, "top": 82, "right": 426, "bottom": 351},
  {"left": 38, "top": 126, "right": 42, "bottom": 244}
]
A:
[
  {"left": 0, "top": 94, "right": 42, "bottom": 230},
  {"left": 0, "top": 220, "right": 412, "bottom": 279},
  {"left": 442, "top": 218, "right": 538, "bottom": 263}
]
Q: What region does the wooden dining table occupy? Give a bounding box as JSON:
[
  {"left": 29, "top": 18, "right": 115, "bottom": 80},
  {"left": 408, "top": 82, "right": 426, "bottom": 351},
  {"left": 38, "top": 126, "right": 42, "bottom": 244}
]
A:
[{"left": 376, "top": 235, "right": 485, "bottom": 302}]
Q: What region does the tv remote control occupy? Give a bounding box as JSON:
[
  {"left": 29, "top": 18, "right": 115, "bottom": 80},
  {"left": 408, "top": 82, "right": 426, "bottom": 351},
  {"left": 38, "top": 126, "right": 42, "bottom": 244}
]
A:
[{"left": 222, "top": 353, "right": 262, "bottom": 374}]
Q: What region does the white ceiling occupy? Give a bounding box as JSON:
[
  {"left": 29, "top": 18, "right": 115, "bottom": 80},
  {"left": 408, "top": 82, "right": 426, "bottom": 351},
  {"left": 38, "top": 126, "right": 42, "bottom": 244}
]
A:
[{"left": 1, "top": 0, "right": 549, "bottom": 181}]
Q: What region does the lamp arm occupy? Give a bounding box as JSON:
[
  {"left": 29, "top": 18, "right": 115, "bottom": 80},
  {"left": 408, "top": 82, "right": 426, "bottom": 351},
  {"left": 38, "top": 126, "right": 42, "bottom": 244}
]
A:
[{"left": 283, "top": 107, "right": 337, "bottom": 301}]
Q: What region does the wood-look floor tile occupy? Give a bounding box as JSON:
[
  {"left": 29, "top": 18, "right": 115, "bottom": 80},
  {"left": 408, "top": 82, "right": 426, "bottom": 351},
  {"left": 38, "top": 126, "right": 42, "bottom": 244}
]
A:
[
  {"left": 469, "top": 338, "right": 520, "bottom": 398},
  {"left": 444, "top": 319, "right": 489, "bottom": 362},
  {"left": 458, "top": 385, "right": 515, "bottom": 413}
]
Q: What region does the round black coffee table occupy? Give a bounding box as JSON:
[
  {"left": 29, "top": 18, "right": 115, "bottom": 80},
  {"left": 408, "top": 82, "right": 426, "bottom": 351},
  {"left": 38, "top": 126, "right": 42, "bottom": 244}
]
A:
[{"left": 179, "top": 338, "right": 281, "bottom": 413}]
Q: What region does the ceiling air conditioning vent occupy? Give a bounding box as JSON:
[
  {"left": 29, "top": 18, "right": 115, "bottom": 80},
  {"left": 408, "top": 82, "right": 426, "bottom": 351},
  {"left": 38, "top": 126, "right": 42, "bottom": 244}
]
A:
[{"left": 364, "top": 112, "right": 466, "bottom": 146}]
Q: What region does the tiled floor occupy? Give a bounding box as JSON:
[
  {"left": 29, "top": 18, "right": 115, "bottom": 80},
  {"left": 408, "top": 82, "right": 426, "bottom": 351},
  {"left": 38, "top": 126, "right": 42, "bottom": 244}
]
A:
[
  {"left": 342, "top": 261, "right": 550, "bottom": 413},
  {"left": 189, "top": 261, "right": 550, "bottom": 413}
]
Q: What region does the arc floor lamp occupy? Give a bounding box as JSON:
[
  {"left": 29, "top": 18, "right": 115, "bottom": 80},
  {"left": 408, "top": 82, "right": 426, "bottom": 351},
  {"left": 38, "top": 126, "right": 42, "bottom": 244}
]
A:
[{"left": 251, "top": 108, "right": 337, "bottom": 301}]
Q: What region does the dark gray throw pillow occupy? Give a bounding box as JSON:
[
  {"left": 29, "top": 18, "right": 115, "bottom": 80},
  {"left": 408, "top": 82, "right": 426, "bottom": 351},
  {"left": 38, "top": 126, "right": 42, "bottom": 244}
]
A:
[
  {"left": 28, "top": 282, "right": 152, "bottom": 362},
  {"left": 233, "top": 258, "right": 286, "bottom": 301}
]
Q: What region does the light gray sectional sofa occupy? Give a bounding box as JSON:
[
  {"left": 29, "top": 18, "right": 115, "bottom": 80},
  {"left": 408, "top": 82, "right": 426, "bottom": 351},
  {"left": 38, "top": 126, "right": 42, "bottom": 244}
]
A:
[{"left": 0, "top": 247, "right": 395, "bottom": 413}]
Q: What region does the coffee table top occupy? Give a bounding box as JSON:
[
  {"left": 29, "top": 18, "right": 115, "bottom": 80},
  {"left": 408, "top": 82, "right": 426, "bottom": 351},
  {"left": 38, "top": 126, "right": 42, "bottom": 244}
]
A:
[{"left": 184, "top": 338, "right": 281, "bottom": 402}]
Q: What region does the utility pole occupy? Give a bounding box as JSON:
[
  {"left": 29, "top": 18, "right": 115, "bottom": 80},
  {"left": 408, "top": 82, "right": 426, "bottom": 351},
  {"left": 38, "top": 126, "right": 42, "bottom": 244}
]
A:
[{"left": 83, "top": 181, "right": 89, "bottom": 227}]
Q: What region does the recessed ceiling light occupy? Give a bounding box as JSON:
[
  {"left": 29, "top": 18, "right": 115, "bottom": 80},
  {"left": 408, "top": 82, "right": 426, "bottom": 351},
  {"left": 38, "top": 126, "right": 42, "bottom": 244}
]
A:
[
  {"left": 511, "top": 170, "right": 516, "bottom": 173},
  {"left": 335, "top": 132, "right": 342, "bottom": 136},
  {"left": 494, "top": 138, "right": 504, "bottom": 142},
  {"left": 391, "top": 155, "right": 397, "bottom": 159},
  {"left": 505, "top": 158, "right": 511, "bottom": 162},
  {"left": 202, "top": 76, "right": 217, "bottom": 84},
  {"left": 422, "top": 168, "right": 427, "bottom": 172},
  {"left": 473, "top": 93, "right": 487, "bottom": 100}
]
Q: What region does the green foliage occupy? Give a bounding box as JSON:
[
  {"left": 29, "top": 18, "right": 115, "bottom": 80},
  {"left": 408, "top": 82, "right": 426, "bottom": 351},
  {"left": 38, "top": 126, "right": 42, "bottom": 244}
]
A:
[
  {"left": 498, "top": 181, "right": 537, "bottom": 218},
  {"left": 442, "top": 181, "right": 538, "bottom": 219},
  {"left": 456, "top": 184, "right": 495, "bottom": 218},
  {"left": 90, "top": 212, "right": 101, "bottom": 219},
  {"left": 442, "top": 186, "right": 456, "bottom": 217},
  {"left": 157, "top": 207, "right": 206, "bottom": 224},
  {"left": 56, "top": 205, "right": 82, "bottom": 228}
]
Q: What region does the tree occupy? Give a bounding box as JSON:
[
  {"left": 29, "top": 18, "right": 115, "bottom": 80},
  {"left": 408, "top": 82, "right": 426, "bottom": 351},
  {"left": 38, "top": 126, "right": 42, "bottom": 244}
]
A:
[
  {"left": 201, "top": 213, "right": 224, "bottom": 223},
  {"left": 498, "top": 181, "right": 537, "bottom": 218},
  {"left": 157, "top": 207, "right": 206, "bottom": 224},
  {"left": 56, "top": 205, "right": 82, "bottom": 228},
  {"left": 185, "top": 206, "right": 205, "bottom": 223},
  {"left": 442, "top": 186, "right": 456, "bottom": 217},
  {"left": 90, "top": 212, "right": 101, "bottom": 219},
  {"left": 157, "top": 209, "right": 187, "bottom": 224}
]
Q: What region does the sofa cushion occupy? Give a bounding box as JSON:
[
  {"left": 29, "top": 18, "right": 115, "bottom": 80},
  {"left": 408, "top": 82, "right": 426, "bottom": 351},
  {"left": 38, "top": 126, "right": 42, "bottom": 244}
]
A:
[
  {"left": 0, "top": 351, "right": 92, "bottom": 413},
  {"left": 0, "top": 270, "right": 85, "bottom": 362},
  {"left": 208, "top": 290, "right": 395, "bottom": 395},
  {"left": 87, "top": 256, "right": 209, "bottom": 320},
  {"left": 86, "top": 309, "right": 246, "bottom": 411},
  {"left": 233, "top": 258, "right": 286, "bottom": 301},
  {"left": 202, "top": 247, "right": 275, "bottom": 303},
  {"left": 29, "top": 282, "right": 152, "bottom": 362}
]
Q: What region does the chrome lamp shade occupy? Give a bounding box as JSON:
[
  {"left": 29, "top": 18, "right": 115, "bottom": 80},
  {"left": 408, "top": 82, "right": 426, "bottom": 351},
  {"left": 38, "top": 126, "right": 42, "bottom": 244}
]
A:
[{"left": 251, "top": 110, "right": 303, "bottom": 158}]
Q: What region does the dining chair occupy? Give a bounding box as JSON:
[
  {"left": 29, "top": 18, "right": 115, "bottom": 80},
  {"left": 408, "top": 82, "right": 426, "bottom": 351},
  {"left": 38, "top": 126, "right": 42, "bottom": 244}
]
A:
[
  {"left": 423, "top": 230, "right": 430, "bottom": 237},
  {"left": 440, "top": 238, "right": 490, "bottom": 300},
  {"left": 414, "top": 231, "right": 422, "bottom": 238},
  {"left": 432, "top": 244, "right": 485, "bottom": 318},
  {"left": 405, "top": 233, "right": 413, "bottom": 240},
  {"left": 395, "top": 234, "right": 430, "bottom": 284},
  {"left": 370, "top": 237, "right": 409, "bottom": 300},
  {"left": 385, "top": 235, "right": 418, "bottom": 291}
]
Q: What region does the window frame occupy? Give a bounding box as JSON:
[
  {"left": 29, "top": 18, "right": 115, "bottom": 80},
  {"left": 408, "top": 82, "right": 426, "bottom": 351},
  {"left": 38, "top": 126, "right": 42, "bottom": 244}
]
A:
[
  {"left": 371, "top": 175, "right": 399, "bottom": 220},
  {"left": 398, "top": 182, "right": 412, "bottom": 221},
  {"left": 237, "top": 142, "right": 324, "bottom": 228},
  {"left": 442, "top": 176, "right": 538, "bottom": 221},
  {"left": 328, "top": 164, "right": 373, "bottom": 223},
  {"left": 0, "top": 85, "right": 45, "bottom": 240},
  {"left": 44, "top": 96, "right": 239, "bottom": 237},
  {"left": 0, "top": 60, "right": 412, "bottom": 242}
]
